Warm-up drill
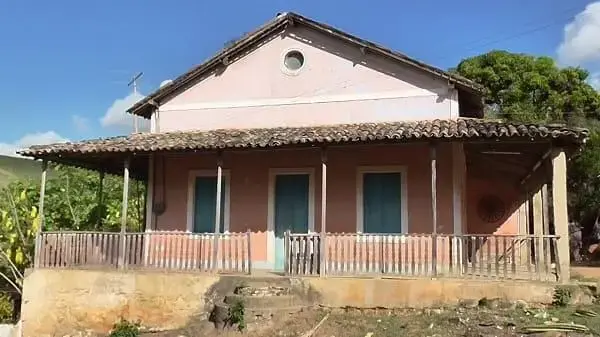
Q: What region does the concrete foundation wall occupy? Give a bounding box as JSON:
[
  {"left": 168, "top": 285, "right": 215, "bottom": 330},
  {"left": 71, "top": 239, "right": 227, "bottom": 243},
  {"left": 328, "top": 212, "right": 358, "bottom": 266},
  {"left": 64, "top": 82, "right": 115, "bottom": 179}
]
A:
[{"left": 21, "top": 269, "right": 556, "bottom": 337}]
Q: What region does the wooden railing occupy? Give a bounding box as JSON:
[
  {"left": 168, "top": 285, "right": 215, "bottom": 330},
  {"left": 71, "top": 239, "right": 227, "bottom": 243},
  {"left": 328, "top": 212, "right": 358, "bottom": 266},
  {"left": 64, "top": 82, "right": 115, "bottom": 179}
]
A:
[
  {"left": 285, "top": 232, "right": 561, "bottom": 282},
  {"left": 35, "top": 230, "right": 252, "bottom": 274}
]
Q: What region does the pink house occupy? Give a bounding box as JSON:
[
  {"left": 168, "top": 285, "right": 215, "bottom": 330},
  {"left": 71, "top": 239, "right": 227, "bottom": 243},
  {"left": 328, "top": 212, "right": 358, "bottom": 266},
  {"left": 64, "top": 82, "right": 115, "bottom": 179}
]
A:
[{"left": 22, "top": 12, "right": 587, "bottom": 282}]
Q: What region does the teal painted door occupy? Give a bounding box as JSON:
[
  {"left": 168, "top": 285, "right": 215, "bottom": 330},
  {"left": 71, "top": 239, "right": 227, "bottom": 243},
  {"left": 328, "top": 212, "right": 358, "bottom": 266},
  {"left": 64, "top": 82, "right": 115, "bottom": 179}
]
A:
[
  {"left": 274, "top": 174, "right": 310, "bottom": 271},
  {"left": 193, "top": 176, "right": 226, "bottom": 233},
  {"left": 363, "top": 172, "right": 402, "bottom": 233}
]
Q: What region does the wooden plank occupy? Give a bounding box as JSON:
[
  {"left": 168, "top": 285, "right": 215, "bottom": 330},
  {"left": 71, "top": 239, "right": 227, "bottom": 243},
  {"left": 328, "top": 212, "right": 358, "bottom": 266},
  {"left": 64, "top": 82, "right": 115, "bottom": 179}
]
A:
[
  {"left": 320, "top": 148, "right": 327, "bottom": 276},
  {"left": 119, "top": 158, "right": 130, "bottom": 269},
  {"left": 430, "top": 145, "right": 438, "bottom": 276},
  {"left": 34, "top": 160, "right": 48, "bottom": 268},
  {"left": 246, "top": 229, "right": 252, "bottom": 274},
  {"left": 214, "top": 156, "right": 223, "bottom": 272},
  {"left": 542, "top": 184, "right": 552, "bottom": 275},
  {"left": 552, "top": 149, "right": 570, "bottom": 282}
]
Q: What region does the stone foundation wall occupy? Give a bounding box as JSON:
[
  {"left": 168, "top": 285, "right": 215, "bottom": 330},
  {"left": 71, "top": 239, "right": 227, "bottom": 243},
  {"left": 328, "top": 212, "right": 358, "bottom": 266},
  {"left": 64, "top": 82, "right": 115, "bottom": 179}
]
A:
[
  {"left": 21, "top": 269, "right": 557, "bottom": 337},
  {"left": 21, "top": 269, "right": 220, "bottom": 337}
]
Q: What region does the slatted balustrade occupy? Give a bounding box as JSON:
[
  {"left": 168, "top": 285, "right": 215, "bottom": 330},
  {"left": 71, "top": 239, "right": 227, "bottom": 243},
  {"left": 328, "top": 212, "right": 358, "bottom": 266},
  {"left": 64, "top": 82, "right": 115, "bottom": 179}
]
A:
[
  {"left": 35, "top": 230, "right": 251, "bottom": 274},
  {"left": 285, "top": 232, "right": 561, "bottom": 282}
]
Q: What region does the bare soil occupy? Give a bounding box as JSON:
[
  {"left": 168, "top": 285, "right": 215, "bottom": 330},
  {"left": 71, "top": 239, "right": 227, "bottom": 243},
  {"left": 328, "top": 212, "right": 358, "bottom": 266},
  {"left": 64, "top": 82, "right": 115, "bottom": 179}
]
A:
[{"left": 140, "top": 303, "right": 600, "bottom": 337}]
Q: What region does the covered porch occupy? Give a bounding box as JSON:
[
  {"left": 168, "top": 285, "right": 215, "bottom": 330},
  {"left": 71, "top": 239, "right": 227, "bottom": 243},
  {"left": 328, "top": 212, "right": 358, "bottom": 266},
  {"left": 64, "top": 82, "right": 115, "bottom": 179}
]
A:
[{"left": 21, "top": 119, "right": 587, "bottom": 282}]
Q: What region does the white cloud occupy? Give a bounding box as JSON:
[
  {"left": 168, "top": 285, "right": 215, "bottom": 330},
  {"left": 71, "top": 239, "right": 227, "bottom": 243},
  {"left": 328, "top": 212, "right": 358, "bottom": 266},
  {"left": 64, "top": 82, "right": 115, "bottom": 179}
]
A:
[
  {"left": 100, "top": 92, "right": 149, "bottom": 133},
  {"left": 0, "top": 131, "right": 69, "bottom": 158},
  {"left": 71, "top": 114, "right": 89, "bottom": 133},
  {"left": 160, "top": 79, "right": 173, "bottom": 88},
  {"left": 557, "top": 2, "right": 600, "bottom": 66}
]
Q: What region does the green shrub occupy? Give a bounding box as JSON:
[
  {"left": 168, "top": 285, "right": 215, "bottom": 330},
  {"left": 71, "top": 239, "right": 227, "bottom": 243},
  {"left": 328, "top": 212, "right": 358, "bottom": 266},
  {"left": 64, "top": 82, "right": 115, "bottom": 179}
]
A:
[
  {"left": 0, "top": 294, "right": 13, "bottom": 323},
  {"left": 108, "top": 318, "right": 140, "bottom": 337},
  {"left": 228, "top": 300, "right": 246, "bottom": 331},
  {"left": 553, "top": 286, "right": 572, "bottom": 307}
]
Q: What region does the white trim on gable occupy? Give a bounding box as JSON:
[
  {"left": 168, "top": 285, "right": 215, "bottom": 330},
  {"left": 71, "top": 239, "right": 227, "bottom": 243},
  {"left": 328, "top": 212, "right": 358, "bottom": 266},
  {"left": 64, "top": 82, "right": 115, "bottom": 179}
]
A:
[
  {"left": 159, "top": 88, "right": 449, "bottom": 112},
  {"left": 186, "top": 169, "right": 231, "bottom": 233},
  {"left": 356, "top": 166, "right": 408, "bottom": 234},
  {"left": 266, "top": 168, "right": 316, "bottom": 266}
]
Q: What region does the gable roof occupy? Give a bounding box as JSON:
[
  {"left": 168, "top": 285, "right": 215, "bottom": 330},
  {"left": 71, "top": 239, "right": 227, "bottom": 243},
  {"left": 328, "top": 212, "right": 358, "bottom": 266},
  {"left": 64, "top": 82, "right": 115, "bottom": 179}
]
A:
[{"left": 127, "top": 12, "right": 484, "bottom": 119}]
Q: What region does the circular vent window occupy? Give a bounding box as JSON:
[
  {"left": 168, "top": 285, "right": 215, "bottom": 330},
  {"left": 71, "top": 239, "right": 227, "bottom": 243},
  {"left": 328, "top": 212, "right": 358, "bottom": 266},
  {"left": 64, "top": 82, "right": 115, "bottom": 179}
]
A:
[
  {"left": 283, "top": 50, "right": 305, "bottom": 72},
  {"left": 477, "top": 195, "right": 506, "bottom": 223}
]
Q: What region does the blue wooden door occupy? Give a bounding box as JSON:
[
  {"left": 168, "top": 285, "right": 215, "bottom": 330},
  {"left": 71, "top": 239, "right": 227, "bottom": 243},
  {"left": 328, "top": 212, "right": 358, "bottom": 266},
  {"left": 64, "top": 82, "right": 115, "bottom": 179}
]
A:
[
  {"left": 274, "top": 174, "right": 310, "bottom": 271},
  {"left": 363, "top": 172, "right": 402, "bottom": 233},
  {"left": 193, "top": 176, "right": 226, "bottom": 233}
]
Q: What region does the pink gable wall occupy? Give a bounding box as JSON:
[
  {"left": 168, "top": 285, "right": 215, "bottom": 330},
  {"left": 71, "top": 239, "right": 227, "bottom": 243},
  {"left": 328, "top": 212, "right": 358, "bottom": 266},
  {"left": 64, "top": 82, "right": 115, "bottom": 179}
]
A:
[{"left": 156, "top": 26, "right": 458, "bottom": 132}]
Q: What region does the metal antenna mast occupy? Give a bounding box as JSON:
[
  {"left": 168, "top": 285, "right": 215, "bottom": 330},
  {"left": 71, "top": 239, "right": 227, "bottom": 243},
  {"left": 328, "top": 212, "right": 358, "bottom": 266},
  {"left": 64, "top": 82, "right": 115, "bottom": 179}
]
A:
[{"left": 128, "top": 72, "right": 143, "bottom": 133}]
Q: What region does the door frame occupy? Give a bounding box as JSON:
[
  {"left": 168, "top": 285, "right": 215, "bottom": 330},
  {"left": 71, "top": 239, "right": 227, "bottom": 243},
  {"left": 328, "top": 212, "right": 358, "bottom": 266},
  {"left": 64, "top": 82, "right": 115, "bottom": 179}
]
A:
[
  {"left": 186, "top": 169, "right": 232, "bottom": 233},
  {"left": 267, "top": 168, "right": 315, "bottom": 268},
  {"left": 356, "top": 166, "right": 408, "bottom": 234}
]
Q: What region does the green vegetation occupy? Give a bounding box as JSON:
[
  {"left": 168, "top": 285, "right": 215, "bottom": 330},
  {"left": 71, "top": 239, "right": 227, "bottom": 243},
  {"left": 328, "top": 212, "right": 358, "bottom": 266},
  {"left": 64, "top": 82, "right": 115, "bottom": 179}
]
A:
[
  {"left": 0, "top": 163, "right": 145, "bottom": 298},
  {"left": 0, "top": 294, "right": 12, "bottom": 323},
  {"left": 227, "top": 299, "right": 246, "bottom": 331},
  {"left": 553, "top": 286, "right": 573, "bottom": 307},
  {"left": 454, "top": 50, "right": 600, "bottom": 226},
  {"left": 109, "top": 318, "right": 141, "bottom": 337}
]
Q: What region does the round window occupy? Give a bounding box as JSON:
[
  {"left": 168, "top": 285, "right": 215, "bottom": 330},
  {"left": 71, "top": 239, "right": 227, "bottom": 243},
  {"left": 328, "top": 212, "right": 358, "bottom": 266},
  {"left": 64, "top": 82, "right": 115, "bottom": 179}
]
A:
[{"left": 284, "top": 50, "right": 305, "bottom": 71}]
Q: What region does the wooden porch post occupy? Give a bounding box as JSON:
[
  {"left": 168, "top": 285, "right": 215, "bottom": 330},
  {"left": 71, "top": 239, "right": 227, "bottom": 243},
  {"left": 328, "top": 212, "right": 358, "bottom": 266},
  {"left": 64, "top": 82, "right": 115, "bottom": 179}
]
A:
[
  {"left": 96, "top": 171, "right": 105, "bottom": 230},
  {"left": 430, "top": 144, "right": 438, "bottom": 276},
  {"left": 551, "top": 149, "right": 570, "bottom": 282},
  {"left": 34, "top": 160, "right": 48, "bottom": 268},
  {"left": 119, "top": 157, "right": 130, "bottom": 269},
  {"left": 542, "top": 183, "right": 552, "bottom": 267},
  {"left": 532, "top": 188, "right": 543, "bottom": 270},
  {"left": 37, "top": 160, "right": 48, "bottom": 234},
  {"left": 213, "top": 153, "right": 223, "bottom": 270},
  {"left": 320, "top": 147, "right": 327, "bottom": 277}
]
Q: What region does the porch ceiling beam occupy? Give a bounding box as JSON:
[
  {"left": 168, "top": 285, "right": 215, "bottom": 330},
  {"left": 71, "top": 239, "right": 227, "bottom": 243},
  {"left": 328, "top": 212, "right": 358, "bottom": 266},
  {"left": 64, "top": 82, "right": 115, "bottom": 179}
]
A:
[
  {"left": 468, "top": 156, "right": 530, "bottom": 176},
  {"left": 519, "top": 148, "right": 552, "bottom": 186}
]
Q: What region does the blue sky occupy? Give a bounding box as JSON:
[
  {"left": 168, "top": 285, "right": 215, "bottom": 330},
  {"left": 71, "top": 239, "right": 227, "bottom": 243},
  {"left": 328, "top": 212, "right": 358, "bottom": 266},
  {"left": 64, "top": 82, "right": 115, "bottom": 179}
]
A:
[{"left": 1, "top": 0, "right": 599, "bottom": 156}]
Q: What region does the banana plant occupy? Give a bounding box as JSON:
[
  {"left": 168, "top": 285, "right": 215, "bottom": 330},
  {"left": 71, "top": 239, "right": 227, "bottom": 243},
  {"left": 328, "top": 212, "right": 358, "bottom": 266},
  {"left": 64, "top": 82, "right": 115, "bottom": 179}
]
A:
[{"left": 0, "top": 187, "right": 39, "bottom": 294}]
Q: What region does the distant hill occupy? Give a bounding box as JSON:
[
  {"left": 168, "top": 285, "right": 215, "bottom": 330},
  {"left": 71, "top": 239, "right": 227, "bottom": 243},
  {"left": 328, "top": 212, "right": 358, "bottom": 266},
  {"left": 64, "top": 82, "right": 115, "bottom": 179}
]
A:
[{"left": 0, "top": 155, "right": 42, "bottom": 187}]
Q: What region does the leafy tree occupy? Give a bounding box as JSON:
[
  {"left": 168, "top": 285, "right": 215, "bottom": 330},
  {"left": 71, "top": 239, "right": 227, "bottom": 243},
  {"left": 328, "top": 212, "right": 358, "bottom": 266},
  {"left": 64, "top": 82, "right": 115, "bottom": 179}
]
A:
[
  {"left": 454, "top": 50, "right": 600, "bottom": 226},
  {"left": 0, "top": 165, "right": 145, "bottom": 295},
  {"left": 454, "top": 50, "right": 600, "bottom": 124}
]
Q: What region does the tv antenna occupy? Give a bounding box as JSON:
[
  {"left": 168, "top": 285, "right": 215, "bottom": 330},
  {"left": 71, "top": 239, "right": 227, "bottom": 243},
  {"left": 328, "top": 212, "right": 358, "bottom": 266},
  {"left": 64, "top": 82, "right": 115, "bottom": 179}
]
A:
[{"left": 128, "top": 72, "right": 143, "bottom": 133}]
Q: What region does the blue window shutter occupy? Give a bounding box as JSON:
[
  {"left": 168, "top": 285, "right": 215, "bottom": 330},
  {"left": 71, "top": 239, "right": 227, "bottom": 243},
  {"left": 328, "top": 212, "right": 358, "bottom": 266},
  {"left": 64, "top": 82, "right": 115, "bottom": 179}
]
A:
[
  {"left": 363, "top": 172, "right": 402, "bottom": 233},
  {"left": 193, "top": 176, "right": 226, "bottom": 233},
  {"left": 274, "top": 174, "right": 310, "bottom": 235}
]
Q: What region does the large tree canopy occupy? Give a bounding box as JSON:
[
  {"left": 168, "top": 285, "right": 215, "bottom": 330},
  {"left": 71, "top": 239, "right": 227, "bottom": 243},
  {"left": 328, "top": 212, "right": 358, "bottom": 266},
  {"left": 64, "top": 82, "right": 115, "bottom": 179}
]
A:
[
  {"left": 454, "top": 50, "right": 600, "bottom": 226},
  {"left": 454, "top": 50, "right": 600, "bottom": 124}
]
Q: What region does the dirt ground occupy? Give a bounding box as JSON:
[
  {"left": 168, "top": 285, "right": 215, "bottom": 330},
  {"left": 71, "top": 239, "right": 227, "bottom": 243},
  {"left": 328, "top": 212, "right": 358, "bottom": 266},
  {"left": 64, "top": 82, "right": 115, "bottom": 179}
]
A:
[{"left": 139, "top": 301, "right": 600, "bottom": 337}]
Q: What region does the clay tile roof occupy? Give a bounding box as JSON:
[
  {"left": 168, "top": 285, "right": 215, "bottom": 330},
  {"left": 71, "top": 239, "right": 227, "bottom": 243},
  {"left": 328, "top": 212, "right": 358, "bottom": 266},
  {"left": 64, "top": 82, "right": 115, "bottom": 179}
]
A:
[{"left": 18, "top": 119, "right": 588, "bottom": 158}]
